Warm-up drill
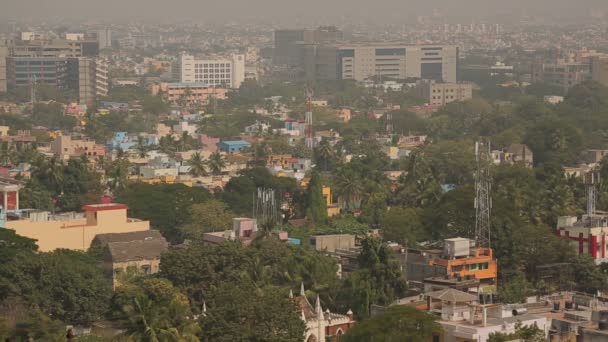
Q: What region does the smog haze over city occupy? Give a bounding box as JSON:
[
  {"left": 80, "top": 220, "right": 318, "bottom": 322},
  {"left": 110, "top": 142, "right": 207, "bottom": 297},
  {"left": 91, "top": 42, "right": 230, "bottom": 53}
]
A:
[
  {"left": 2, "top": 0, "right": 608, "bottom": 22},
  {"left": 5, "top": 0, "right": 608, "bottom": 340}
]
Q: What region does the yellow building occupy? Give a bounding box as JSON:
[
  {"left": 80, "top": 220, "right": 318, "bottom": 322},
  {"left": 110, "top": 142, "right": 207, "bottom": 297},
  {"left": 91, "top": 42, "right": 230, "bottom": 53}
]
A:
[
  {"left": 92, "top": 230, "right": 168, "bottom": 289},
  {"left": 6, "top": 203, "right": 150, "bottom": 252},
  {"left": 323, "top": 186, "right": 341, "bottom": 217}
]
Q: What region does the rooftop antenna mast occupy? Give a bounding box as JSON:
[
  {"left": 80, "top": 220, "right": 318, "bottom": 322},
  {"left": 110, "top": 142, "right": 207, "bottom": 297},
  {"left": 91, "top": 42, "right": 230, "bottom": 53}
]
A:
[
  {"left": 385, "top": 112, "right": 393, "bottom": 136},
  {"left": 585, "top": 171, "right": 600, "bottom": 216},
  {"left": 253, "top": 187, "right": 280, "bottom": 232},
  {"left": 305, "top": 89, "right": 314, "bottom": 150},
  {"left": 475, "top": 140, "right": 492, "bottom": 249}
]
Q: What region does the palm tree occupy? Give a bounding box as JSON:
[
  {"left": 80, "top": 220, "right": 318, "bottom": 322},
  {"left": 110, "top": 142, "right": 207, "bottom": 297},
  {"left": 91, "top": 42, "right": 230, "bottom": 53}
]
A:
[
  {"left": 159, "top": 134, "right": 176, "bottom": 155},
  {"left": 207, "top": 152, "right": 226, "bottom": 176},
  {"left": 187, "top": 152, "right": 208, "bottom": 177},
  {"left": 315, "top": 139, "right": 335, "bottom": 171},
  {"left": 122, "top": 295, "right": 200, "bottom": 342},
  {"left": 334, "top": 169, "right": 364, "bottom": 211},
  {"left": 136, "top": 136, "right": 149, "bottom": 158},
  {"left": 108, "top": 158, "right": 130, "bottom": 194},
  {"left": 36, "top": 156, "right": 64, "bottom": 194}
]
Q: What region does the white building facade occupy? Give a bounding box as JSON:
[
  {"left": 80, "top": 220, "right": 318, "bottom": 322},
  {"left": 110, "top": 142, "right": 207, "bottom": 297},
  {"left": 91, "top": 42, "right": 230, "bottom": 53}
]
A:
[{"left": 176, "top": 54, "right": 245, "bottom": 88}]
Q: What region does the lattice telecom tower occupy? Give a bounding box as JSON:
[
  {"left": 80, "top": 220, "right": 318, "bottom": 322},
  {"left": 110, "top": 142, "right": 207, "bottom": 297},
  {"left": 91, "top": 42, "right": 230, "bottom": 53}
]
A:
[
  {"left": 305, "top": 89, "right": 314, "bottom": 150},
  {"left": 385, "top": 112, "right": 393, "bottom": 136},
  {"left": 585, "top": 171, "right": 600, "bottom": 216},
  {"left": 253, "top": 187, "right": 280, "bottom": 230},
  {"left": 474, "top": 140, "right": 492, "bottom": 248}
]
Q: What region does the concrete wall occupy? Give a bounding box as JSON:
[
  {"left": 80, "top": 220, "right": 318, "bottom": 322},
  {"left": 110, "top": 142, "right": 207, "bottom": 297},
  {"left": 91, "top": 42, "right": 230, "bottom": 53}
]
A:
[
  {"left": 310, "top": 234, "right": 355, "bottom": 252},
  {"left": 6, "top": 209, "right": 149, "bottom": 251}
]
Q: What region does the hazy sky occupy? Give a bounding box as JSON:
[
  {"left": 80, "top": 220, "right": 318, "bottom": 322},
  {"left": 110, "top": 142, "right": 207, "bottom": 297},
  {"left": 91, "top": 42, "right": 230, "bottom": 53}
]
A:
[{"left": 2, "top": 0, "right": 608, "bottom": 22}]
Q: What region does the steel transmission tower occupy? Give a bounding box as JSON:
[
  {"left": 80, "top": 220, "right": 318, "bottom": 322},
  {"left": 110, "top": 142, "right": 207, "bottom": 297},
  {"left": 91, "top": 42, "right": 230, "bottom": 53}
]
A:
[
  {"left": 253, "top": 187, "right": 280, "bottom": 230},
  {"left": 385, "top": 112, "right": 393, "bottom": 136},
  {"left": 585, "top": 171, "right": 600, "bottom": 216},
  {"left": 474, "top": 140, "right": 492, "bottom": 248},
  {"left": 305, "top": 89, "right": 314, "bottom": 150}
]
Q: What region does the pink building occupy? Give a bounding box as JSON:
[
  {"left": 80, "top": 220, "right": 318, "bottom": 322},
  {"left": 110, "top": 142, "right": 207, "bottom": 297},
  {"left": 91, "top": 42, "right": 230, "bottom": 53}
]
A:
[{"left": 200, "top": 134, "right": 219, "bottom": 153}]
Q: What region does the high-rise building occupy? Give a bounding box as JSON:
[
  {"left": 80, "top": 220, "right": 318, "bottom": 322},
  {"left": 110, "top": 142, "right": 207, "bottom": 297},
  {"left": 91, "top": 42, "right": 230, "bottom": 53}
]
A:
[
  {"left": 415, "top": 79, "right": 473, "bottom": 106},
  {"left": 335, "top": 44, "right": 458, "bottom": 82},
  {"left": 7, "top": 57, "right": 70, "bottom": 90},
  {"left": 11, "top": 38, "right": 98, "bottom": 58},
  {"left": 273, "top": 29, "right": 306, "bottom": 66},
  {"left": 96, "top": 29, "right": 112, "bottom": 50},
  {"left": 176, "top": 54, "right": 245, "bottom": 88},
  {"left": 273, "top": 26, "right": 343, "bottom": 68},
  {"left": 591, "top": 55, "right": 608, "bottom": 87},
  {"left": 0, "top": 42, "right": 8, "bottom": 93},
  {"left": 532, "top": 62, "right": 589, "bottom": 93},
  {"left": 68, "top": 57, "right": 108, "bottom": 105}
]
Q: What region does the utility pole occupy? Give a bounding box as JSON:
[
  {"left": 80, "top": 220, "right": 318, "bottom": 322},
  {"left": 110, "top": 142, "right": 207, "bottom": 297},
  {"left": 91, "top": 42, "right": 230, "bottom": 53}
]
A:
[{"left": 475, "top": 140, "right": 492, "bottom": 249}]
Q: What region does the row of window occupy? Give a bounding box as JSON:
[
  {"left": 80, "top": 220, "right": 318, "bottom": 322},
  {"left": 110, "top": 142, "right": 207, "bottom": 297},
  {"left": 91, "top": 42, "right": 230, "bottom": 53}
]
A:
[
  {"left": 432, "top": 88, "right": 459, "bottom": 93},
  {"left": 195, "top": 74, "right": 231, "bottom": 79},
  {"left": 195, "top": 63, "right": 231, "bottom": 68},
  {"left": 196, "top": 69, "right": 230, "bottom": 73}
]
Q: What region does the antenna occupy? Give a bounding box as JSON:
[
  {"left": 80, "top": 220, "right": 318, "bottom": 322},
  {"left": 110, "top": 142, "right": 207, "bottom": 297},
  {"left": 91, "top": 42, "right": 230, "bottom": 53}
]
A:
[
  {"left": 475, "top": 139, "right": 492, "bottom": 249},
  {"left": 385, "top": 112, "right": 393, "bottom": 136},
  {"left": 253, "top": 188, "right": 280, "bottom": 233},
  {"left": 305, "top": 89, "right": 314, "bottom": 150},
  {"left": 585, "top": 171, "right": 600, "bottom": 216}
]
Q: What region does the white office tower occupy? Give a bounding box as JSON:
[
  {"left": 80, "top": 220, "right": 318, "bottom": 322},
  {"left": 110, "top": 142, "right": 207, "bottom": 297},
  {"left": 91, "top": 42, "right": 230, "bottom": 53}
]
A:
[{"left": 177, "top": 54, "right": 245, "bottom": 88}]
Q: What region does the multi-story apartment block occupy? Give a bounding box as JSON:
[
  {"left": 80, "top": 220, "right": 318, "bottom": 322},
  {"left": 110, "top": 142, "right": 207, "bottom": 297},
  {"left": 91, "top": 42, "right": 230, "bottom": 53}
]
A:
[
  {"left": 532, "top": 62, "right": 589, "bottom": 93},
  {"left": 176, "top": 54, "right": 245, "bottom": 88},
  {"left": 150, "top": 82, "right": 228, "bottom": 105},
  {"left": 7, "top": 57, "right": 70, "bottom": 90},
  {"left": 0, "top": 42, "right": 7, "bottom": 93},
  {"left": 68, "top": 57, "right": 109, "bottom": 105},
  {"left": 335, "top": 44, "right": 458, "bottom": 82},
  {"left": 11, "top": 38, "right": 99, "bottom": 58},
  {"left": 591, "top": 55, "right": 608, "bottom": 87},
  {"left": 96, "top": 29, "right": 112, "bottom": 50},
  {"left": 415, "top": 79, "right": 472, "bottom": 106}
]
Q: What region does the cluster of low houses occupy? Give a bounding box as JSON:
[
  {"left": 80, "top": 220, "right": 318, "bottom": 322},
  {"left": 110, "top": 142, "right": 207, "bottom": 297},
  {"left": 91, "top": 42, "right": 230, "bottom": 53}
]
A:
[{"left": 3, "top": 186, "right": 608, "bottom": 341}]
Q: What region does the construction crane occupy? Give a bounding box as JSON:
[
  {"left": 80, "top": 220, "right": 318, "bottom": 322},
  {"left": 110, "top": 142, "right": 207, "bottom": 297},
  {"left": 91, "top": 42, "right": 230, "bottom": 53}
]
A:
[{"left": 474, "top": 140, "right": 492, "bottom": 249}]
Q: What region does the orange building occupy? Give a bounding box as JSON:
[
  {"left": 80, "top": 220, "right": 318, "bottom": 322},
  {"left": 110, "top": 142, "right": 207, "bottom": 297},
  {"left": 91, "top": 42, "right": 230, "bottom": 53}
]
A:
[{"left": 431, "top": 238, "right": 497, "bottom": 290}]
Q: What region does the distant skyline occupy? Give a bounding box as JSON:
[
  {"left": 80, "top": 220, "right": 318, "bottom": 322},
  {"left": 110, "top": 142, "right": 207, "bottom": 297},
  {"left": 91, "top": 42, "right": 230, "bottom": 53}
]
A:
[{"left": 2, "top": 0, "right": 608, "bottom": 22}]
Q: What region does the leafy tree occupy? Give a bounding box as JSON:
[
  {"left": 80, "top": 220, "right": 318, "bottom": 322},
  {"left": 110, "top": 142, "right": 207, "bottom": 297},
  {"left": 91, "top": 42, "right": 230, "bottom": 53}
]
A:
[
  {"left": 338, "top": 238, "right": 407, "bottom": 318},
  {"left": 342, "top": 305, "right": 441, "bottom": 342},
  {"left": 307, "top": 171, "right": 328, "bottom": 225},
  {"left": 565, "top": 80, "right": 608, "bottom": 111},
  {"left": 488, "top": 322, "right": 547, "bottom": 342},
  {"left": 200, "top": 283, "right": 305, "bottom": 342},
  {"left": 113, "top": 278, "right": 200, "bottom": 342},
  {"left": 116, "top": 183, "right": 211, "bottom": 243},
  {"left": 107, "top": 157, "right": 131, "bottom": 194},
  {"left": 0, "top": 249, "right": 111, "bottom": 324},
  {"left": 499, "top": 271, "right": 533, "bottom": 304},
  {"left": 179, "top": 200, "right": 236, "bottom": 241},
  {"left": 381, "top": 207, "right": 426, "bottom": 245}
]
